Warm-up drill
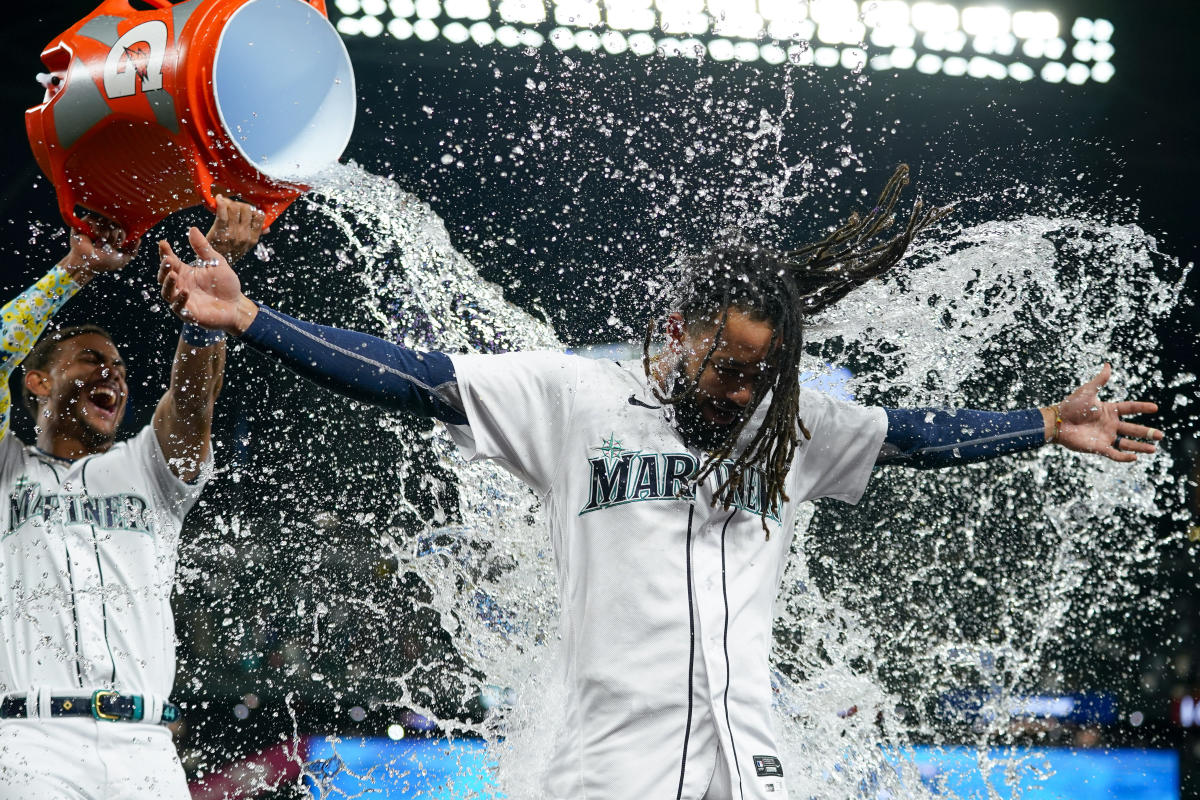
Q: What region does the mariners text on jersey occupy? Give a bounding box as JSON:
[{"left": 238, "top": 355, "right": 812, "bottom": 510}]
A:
[
  {"left": 580, "top": 433, "right": 781, "bottom": 521},
  {"left": 7, "top": 480, "right": 152, "bottom": 537}
]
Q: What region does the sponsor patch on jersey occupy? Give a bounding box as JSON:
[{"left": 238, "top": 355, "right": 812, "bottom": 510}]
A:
[{"left": 753, "top": 754, "right": 784, "bottom": 778}]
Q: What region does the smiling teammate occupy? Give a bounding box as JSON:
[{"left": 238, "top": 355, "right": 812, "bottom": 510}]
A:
[
  {"left": 158, "top": 167, "right": 1162, "bottom": 800},
  {"left": 0, "top": 197, "right": 262, "bottom": 800}
]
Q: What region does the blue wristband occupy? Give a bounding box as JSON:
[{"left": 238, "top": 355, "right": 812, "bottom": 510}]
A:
[{"left": 181, "top": 324, "right": 226, "bottom": 347}]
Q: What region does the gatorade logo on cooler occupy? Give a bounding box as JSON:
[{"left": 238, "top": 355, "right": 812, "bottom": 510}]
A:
[{"left": 103, "top": 21, "right": 168, "bottom": 98}]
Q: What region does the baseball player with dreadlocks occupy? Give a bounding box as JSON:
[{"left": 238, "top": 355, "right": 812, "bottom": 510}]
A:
[
  {"left": 158, "top": 166, "right": 1162, "bottom": 800},
  {"left": 0, "top": 198, "right": 262, "bottom": 799}
]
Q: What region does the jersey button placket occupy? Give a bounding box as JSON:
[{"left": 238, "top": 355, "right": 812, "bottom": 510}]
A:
[{"left": 693, "top": 521, "right": 728, "bottom": 712}]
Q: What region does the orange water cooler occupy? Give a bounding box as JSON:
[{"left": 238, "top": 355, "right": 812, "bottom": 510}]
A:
[{"left": 25, "top": 0, "right": 356, "bottom": 240}]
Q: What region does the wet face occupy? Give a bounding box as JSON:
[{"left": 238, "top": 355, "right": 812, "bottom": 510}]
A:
[
  {"left": 27, "top": 333, "right": 128, "bottom": 448},
  {"left": 671, "top": 307, "right": 776, "bottom": 450}
]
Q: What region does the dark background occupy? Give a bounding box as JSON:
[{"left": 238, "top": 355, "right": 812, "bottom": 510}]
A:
[{"left": 3, "top": 0, "right": 1199, "bottom": 796}]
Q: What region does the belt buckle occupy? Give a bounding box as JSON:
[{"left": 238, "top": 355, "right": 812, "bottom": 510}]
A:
[{"left": 91, "top": 690, "right": 120, "bottom": 721}]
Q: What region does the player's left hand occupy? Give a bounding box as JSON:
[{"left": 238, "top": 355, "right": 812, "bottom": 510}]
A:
[
  {"left": 1052, "top": 363, "right": 1162, "bottom": 462},
  {"left": 203, "top": 195, "right": 264, "bottom": 264},
  {"left": 159, "top": 227, "right": 246, "bottom": 333}
]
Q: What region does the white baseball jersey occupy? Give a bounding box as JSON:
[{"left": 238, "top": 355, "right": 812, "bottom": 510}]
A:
[
  {"left": 0, "top": 425, "right": 207, "bottom": 700},
  {"left": 447, "top": 352, "right": 887, "bottom": 800}
]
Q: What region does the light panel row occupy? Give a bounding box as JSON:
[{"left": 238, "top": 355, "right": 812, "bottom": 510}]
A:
[{"left": 332, "top": 1, "right": 1115, "bottom": 85}]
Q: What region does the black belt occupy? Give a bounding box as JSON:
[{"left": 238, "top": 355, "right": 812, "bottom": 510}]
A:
[{"left": 0, "top": 691, "right": 180, "bottom": 724}]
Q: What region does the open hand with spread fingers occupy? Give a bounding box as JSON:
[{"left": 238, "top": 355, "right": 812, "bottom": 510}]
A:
[
  {"left": 158, "top": 226, "right": 258, "bottom": 336},
  {"left": 1048, "top": 363, "right": 1163, "bottom": 462}
]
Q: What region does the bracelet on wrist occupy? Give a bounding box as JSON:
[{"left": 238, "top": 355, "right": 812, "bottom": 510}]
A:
[{"left": 1049, "top": 403, "right": 1063, "bottom": 442}]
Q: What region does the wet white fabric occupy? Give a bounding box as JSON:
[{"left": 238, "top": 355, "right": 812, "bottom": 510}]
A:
[
  {"left": 448, "top": 352, "right": 886, "bottom": 800},
  {"left": 0, "top": 426, "right": 205, "bottom": 696},
  {"left": 0, "top": 425, "right": 206, "bottom": 795},
  {"left": 0, "top": 718, "right": 188, "bottom": 799}
]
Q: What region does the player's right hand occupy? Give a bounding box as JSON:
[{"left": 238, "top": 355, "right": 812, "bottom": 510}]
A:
[
  {"left": 158, "top": 226, "right": 257, "bottom": 335},
  {"left": 60, "top": 215, "right": 139, "bottom": 282}
]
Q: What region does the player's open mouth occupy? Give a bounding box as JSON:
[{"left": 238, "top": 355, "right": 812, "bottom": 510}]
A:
[
  {"left": 705, "top": 402, "right": 742, "bottom": 426},
  {"left": 86, "top": 385, "right": 121, "bottom": 421}
]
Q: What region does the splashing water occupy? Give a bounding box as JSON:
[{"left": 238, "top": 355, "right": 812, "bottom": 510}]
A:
[{"left": 280, "top": 156, "right": 1189, "bottom": 799}]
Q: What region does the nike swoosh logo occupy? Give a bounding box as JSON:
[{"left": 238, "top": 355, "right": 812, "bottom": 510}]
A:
[{"left": 628, "top": 395, "right": 659, "bottom": 410}]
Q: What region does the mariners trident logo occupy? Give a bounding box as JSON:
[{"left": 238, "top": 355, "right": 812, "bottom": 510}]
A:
[{"left": 579, "top": 433, "right": 780, "bottom": 521}]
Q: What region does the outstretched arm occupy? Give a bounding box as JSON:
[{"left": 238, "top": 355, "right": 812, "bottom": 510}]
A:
[
  {"left": 153, "top": 198, "right": 264, "bottom": 482},
  {"left": 157, "top": 229, "right": 465, "bottom": 426},
  {"left": 0, "top": 222, "right": 137, "bottom": 441},
  {"left": 878, "top": 364, "right": 1161, "bottom": 469}
]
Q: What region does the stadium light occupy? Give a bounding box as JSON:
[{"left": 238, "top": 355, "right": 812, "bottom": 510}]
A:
[
  {"left": 520, "top": 27, "right": 546, "bottom": 46},
  {"left": 453, "top": 0, "right": 491, "bottom": 18},
  {"left": 415, "top": 0, "right": 441, "bottom": 19},
  {"left": 840, "top": 46, "right": 866, "bottom": 70},
  {"left": 811, "top": 0, "right": 862, "bottom": 45},
  {"left": 1065, "top": 62, "right": 1090, "bottom": 85},
  {"left": 942, "top": 55, "right": 967, "bottom": 76},
  {"left": 329, "top": 1, "right": 1112, "bottom": 87},
  {"left": 761, "top": 0, "right": 808, "bottom": 41},
  {"left": 787, "top": 43, "right": 814, "bottom": 65},
  {"left": 443, "top": 20, "right": 469, "bottom": 40},
  {"left": 863, "top": 0, "right": 909, "bottom": 29},
  {"left": 555, "top": 0, "right": 602, "bottom": 27},
  {"left": 415, "top": 17, "right": 439, "bottom": 38},
  {"left": 471, "top": 20, "right": 497, "bottom": 43},
  {"left": 388, "top": 17, "right": 414, "bottom": 37},
  {"left": 360, "top": 14, "right": 385, "bottom": 35},
  {"left": 601, "top": 29, "right": 628, "bottom": 52},
  {"left": 961, "top": 6, "right": 1008, "bottom": 36},
  {"left": 1040, "top": 60, "right": 1067, "bottom": 83},
  {"left": 915, "top": 52, "right": 942, "bottom": 74},
  {"left": 890, "top": 46, "right": 916, "bottom": 69},
  {"left": 760, "top": 42, "right": 787, "bottom": 64},
  {"left": 911, "top": 2, "right": 958, "bottom": 34},
  {"left": 707, "top": 37, "right": 734, "bottom": 61},
  {"left": 657, "top": 0, "right": 708, "bottom": 36},
  {"left": 709, "top": 0, "right": 764, "bottom": 40},
  {"left": 549, "top": 25, "right": 574, "bottom": 47},
  {"left": 1043, "top": 37, "right": 1066, "bottom": 60},
  {"left": 494, "top": 23, "right": 520, "bottom": 45},
  {"left": 498, "top": 0, "right": 545, "bottom": 25},
  {"left": 627, "top": 31, "right": 655, "bottom": 54},
  {"left": 734, "top": 40, "right": 760, "bottom": 61},
  {"left": 1012, "top": 10, "right": 1057, "bottom": 39},
  {"left": 814, "top": 46, "right": 841, "bottom": 67},
  {"left": 606, "top": 0, "right": 654, "bottom": 31},
  {"left": 575, "top": 28, "right": 602, "bottom": 49},
  {"left": 1007, "top": 61, "right": 1034, "bottom": 81}
]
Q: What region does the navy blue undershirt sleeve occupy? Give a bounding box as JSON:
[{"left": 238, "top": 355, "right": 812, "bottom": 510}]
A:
[
  {"left": 878, "top": 407, "right": 1047, "bottom": 469},
  {"left": 238, "top": 303, "right": 467, "bottom": 425}
]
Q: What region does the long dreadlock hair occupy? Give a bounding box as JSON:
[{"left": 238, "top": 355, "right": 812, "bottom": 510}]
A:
[{"left": 642, "top": 164, "right": 951, "bottom": 532}]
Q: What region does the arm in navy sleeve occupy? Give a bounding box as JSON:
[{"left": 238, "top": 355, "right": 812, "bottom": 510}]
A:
[
  {"left": 238, "top": 303, "right": 467, "bottom": 425},
  {"left": 878, "top": 407, "right": 1047, "bottom": 469}
]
